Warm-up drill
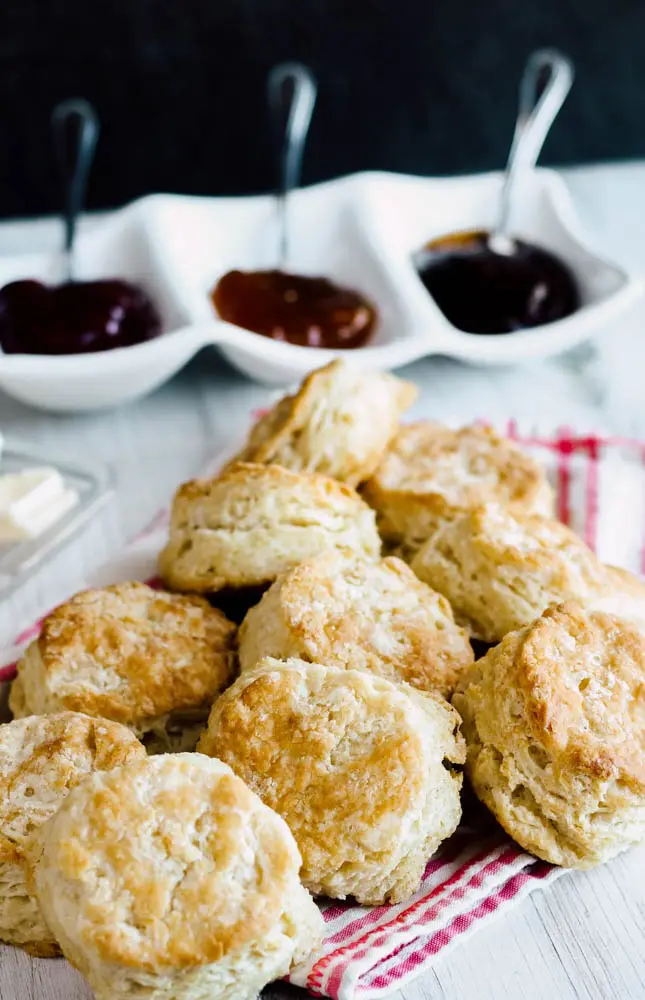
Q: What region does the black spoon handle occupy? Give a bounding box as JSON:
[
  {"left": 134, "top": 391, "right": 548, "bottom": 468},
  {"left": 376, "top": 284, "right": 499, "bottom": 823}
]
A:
[{"left": 51, "top": 98, "right": 100, "bottom": 281}]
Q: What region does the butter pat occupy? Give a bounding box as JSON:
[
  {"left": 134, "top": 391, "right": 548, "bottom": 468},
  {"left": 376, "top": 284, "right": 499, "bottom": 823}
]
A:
[{"left": 0, "top": 467, "right": 79, "bottom": 543}]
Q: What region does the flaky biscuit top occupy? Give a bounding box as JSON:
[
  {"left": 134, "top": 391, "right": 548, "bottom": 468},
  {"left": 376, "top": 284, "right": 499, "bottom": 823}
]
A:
[
  {"left": 363, "top": 421, "right": 553, "bottom": 548},
  {"left": 159, "top": 462, "right": 381, "bottom": 593},
  {"left": 0, "top": 713, "right": 145, "bottom": 866},
  {"left": 12, "top": 582, "right": 236, "bottom": 727},
  {"left": 228, "top": 360, "right": 417, "bottom": 486},
  {"left": 411, "top": 503, "right": 645, "bottom": 642},
  {"left": 199, "top": 659, "right": 464, "bottom": 884},
  {"left": 460, "top": 603, "right": 645, "bottom": 791},
  {"left": 169, "top": 462, "right": 378, "bottom": 532},
  {"left": 238, "top": 548, "right": 473, "bottom": 695},
  {"left": 34, "top": 754, "right": 303, "bottom": 971},
  {"left": 366, "top": 422, "right": 549, "bottom": 507},
  {"left": 513, "top": 604, "right": 645, "bottom": 789}
]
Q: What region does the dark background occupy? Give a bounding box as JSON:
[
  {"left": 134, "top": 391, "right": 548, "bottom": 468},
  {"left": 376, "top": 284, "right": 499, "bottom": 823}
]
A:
[{"left": 1, "top": 0, "right": 644, "bottom": 219}]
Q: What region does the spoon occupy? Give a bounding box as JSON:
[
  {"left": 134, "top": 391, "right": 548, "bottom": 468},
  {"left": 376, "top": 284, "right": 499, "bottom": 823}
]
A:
[
  {"left": 414, "top": 50, "right": 578, "bottom": 334},
  {"left": 489, "top": 48, "right": 574, "bottom": 255},
  {"left": 211, "top": 63, "right": 375, "bottom": 348},
  {"left": 51, "top": 98, "right": 100, "bottom": 282},
  {"left": 0, "top": 98, "right": 161, "bottom": 356},
  {"left": 267, "top": 62, "right": 317, "bottom": 269}
]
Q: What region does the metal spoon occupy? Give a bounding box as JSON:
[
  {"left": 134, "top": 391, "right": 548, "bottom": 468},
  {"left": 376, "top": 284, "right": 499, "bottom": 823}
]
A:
[
  {"left": 51, "top": 98, "right": 100, "bottom": 282},
  {"left": 267, "top": 62, "right": 317, "bottom": 269},
  {"left": 489, "top": 49, "right": 574, "bottom": 255}
]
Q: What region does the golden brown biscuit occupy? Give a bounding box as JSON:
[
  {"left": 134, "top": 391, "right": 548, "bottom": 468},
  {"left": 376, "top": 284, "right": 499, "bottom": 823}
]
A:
[
  {"left": 33, "top": 753, "right": 323, "bottom": 1000},
  {"left": 362, "top": 421, "right": 553, "bottom": 550},
  {"left": 198, "top": 658, "right": 464, "bottom": 905},
  {"left": 10, "top": 582, "right": 236, "bottom": 751},
  {"left": 0, "top": 712, "right": 144, "bottom": 956},
  {"left": 159, "top": 462, "right": 381, "bottom": 594},
  {"left": 228, "top": 360, "right": 417, "bottom": 486},
  {"left": 410, "top": 503, "right": 645, "bottom": 643},
  {"left": 452, "top": 603, "right": 645, "bottom": 868},
  {"left": 238, "top": 548, "right": 473, "bottom": 696}
]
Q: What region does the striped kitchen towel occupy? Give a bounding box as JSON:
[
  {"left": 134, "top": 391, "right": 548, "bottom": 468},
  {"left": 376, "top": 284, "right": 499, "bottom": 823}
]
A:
[{"left": 1, "top": 424, "right": 643, "bottom": 999}]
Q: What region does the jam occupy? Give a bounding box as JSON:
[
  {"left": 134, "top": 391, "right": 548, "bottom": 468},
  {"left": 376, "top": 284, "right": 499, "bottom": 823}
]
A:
[
  {"left": 212, "top": 270, "right": 376, "bottom": 348},
  {"left": 0, "top": 279, "right": 162, "bottom": 355},
  {"left": 416, "top": 230, "right": 580, "bottom": 334}
]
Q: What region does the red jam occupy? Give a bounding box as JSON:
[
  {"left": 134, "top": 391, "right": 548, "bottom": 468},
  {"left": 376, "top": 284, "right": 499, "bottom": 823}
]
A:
[
  {"left": 212, "top": 269, "right": 376, "bottom": 348},
  {"left": 0, "top": 279, "right": 162, "bottom": 355},
  {"left": 416, "top": 230, "right": 580, "bottom": 334}
]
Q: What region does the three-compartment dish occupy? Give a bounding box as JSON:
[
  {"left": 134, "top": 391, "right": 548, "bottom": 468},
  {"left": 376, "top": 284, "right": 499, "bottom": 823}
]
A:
[
  {"left": 0, "top": 168, "right": 639, "bottom": 411},
  {"left": 0, "top": 50, "right": 641, "bottom": 412}
]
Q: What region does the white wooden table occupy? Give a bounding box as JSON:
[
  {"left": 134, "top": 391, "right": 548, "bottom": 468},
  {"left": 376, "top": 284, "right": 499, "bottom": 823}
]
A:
[{"left": 0, "top": 163, "right": 644, "bottom": 1000}]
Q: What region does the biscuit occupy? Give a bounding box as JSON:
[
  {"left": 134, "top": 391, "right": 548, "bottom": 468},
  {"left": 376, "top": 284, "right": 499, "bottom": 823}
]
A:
[
  {"left": 238, "top": 549, "right": 473, "bottom": 696},
  {"left": 0, "top": 712, "right": 144, "bottom": 956},
  {"left": 362, "top": 421, "right": 553, "bottom": 550},
  {"left": 410, "top": 503, "right": 645, "bottom": 642},
  {"left": 452, "top": 603, "right": 645, "bottom": 867},
  {"left": 159, "top": 462, "right": 381, "bottom": 594},
  {"left": 33, "top": 753, "right": 323, "bottom": 1000},
  {"left": 228, "top": 360, "right": 417, "bottom": 486},
  {"left": 10, "top": 582, "right": 236, "bottom": 751},
  {"left": 198, "top": 658, "right": 464, "bottom": 905}
]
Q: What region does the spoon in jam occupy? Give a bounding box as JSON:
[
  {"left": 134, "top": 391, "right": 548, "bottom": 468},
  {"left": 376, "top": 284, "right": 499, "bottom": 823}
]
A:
[
  {"left": 269, "top": 61, "right": 317, "bottom": 270},
  {"left": 416, "top": 49, "right": 580, "bottom": 335},
  {"left": 212, "top": 63, "right": 377, "bottom": 349},
  {"left": 0, "top": 99, "right": 161, "bottom": 355},
  {"left": 53, "top": 98, "right": 100, "bottom": 283}
]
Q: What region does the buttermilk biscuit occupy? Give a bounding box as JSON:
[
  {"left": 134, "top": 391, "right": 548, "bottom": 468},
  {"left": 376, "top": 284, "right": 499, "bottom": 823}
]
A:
[
  {"left": 33, "top": 753, "right": 323, "bottom": 1000},
  {"left": 10, "top": 582, "right": 236, "bottom": 751},
  {"left": 362, "top": 421, "right": 553, "bottom": 550},
  {"left": 410, "top": 503, "right": 645, "bottom": 643},
  {"left": 198, "top": 658, "right": 464, "bottom": 905},
  {"left": 227, "top": 360, "right": 417, "bottom": 487},
  {"left": 453, "top": 603, "right": 645, "bottom": 867},
  {"left": 238, "top": 549, "right": 473, "bottom": 696},
  {"left": 0, "top": 712, "right": 144, "bottom": 956},
  {"left": 159, "top": 462, "right": 381, "bottom": 594}
]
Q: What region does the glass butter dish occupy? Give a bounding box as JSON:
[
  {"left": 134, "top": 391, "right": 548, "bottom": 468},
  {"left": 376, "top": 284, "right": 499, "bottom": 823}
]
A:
[{"left": 0, "top": 443, "right": 112, "bottom": 598}]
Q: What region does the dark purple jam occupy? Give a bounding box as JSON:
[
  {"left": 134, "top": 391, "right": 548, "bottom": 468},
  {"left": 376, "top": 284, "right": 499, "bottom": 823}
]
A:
[
  {"left": 416, "top": 230, "right": 580, "bottom": 334},
  {"left": 0, "top": 279, "right": 162, "bottom": 354}
]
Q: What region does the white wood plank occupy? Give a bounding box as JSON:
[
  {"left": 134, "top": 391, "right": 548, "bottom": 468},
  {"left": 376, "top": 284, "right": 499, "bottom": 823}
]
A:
[{"left": 0, "top": 947, "right": 92, "bottom": 1000}]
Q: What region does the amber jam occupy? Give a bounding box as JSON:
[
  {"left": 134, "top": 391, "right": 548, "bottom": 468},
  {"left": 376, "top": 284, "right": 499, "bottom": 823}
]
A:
[
  {"left": 0, "top": 279, "right": 162, "bottom": 355},
  {"left": 415, "top": 230, "right": 580, "bottom": 335},
  {"left": 212, "top": 269, "right": 376, "bottom": 348}
]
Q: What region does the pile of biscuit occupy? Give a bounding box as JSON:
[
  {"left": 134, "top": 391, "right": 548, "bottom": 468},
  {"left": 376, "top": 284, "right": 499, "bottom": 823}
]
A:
[{"left": 2, "top": 360, "right": 644, "bottom": 1000}]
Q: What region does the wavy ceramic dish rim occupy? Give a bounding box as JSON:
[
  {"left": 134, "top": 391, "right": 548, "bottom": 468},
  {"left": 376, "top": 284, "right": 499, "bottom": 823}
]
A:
[{"left": 0, "top": 168, "right": 639, "bottom": 410}]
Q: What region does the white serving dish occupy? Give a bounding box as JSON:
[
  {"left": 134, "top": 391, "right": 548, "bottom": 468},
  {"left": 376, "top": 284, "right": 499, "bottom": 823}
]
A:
[{"left": 0, "top": 169, "right": 640, "bottom": 412}]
